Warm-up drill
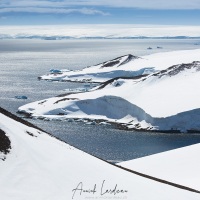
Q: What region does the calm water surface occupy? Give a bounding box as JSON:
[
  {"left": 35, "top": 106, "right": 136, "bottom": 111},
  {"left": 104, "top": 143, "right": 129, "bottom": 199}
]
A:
[{"left": 1, "top": 39, "right": 200, "bottom": 162}]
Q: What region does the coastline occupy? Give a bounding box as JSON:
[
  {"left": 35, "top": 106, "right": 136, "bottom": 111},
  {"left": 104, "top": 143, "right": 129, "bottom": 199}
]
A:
[{"left": 19, "top": 49, "right": 200, "bottom": 133}]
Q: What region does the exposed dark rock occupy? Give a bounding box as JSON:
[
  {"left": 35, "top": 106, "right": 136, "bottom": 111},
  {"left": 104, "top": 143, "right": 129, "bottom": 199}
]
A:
[
  {"left": 97, "top": 74, "right": 147, "bottom": 90},
  {"left": 54, "top": 98, "right": 79, "bottom": 104},
  {"left": 119, "top": 54, "right": 139, "bottom": 66},
  {"left": 102, "top": 60, "right": 120, "bottom": 68},
  {"left": 100, "top": 54, "right": 139, "bottom": 68},
  {"left": 56, "top": 92, "right": 81, "bottom": 97},
  {"left": 26, "top": 131, "right": 37, "bottom": 137},
  {"left": 152, "top": 61, "right": 200, "bottom": 78},
  {"left": 38, "top": 100, "right": 47, "bottom": 105},
  {"left": 0, "top": 129, "right": 11, "bottom": 157},
  {"left": 58, "top": 113, "right": 65, "bottom": 115}
]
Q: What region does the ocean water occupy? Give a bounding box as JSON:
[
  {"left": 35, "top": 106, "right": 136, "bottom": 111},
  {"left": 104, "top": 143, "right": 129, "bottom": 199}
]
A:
[{"left": 1, "top": 39, "right": 200, "bottom": 162}]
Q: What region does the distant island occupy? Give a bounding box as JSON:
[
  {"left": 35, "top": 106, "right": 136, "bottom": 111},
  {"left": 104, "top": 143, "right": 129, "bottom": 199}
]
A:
[{"left": 1, "top": 25, "right": 200, "bottom": 40}]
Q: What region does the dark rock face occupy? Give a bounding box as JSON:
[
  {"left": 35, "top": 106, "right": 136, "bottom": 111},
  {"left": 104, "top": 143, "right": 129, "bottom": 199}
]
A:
[
  {"left": 100, "top": 54, "right": 139, "bottom": 68},
  {"left": 119, "top": 54, "right": 139, "bottom": 66},
  {"left": 102, "top": 60, "right": 120, "bottom": 68},
  {"left": 153, "top": 61, "right": 200, "bottom": 78},
  {"left": 54, "top": 97, "right": 79, "bottom": 104},
  {"left": 97, "top": 74, "right": 147, "bottom": 90},
  {"left": 0, "top": 129, "right": 11, "bottom": 156}
]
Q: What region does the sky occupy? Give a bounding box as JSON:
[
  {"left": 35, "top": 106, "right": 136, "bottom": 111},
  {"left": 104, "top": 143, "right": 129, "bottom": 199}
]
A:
[{"left": 0, "top": 0, "right": 200, "bottom": 25}]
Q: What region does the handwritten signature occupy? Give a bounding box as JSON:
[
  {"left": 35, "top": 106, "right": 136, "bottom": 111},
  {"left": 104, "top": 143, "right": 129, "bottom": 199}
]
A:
[{"left": 72, "top": 180, "right": 128, "bottom": 199}]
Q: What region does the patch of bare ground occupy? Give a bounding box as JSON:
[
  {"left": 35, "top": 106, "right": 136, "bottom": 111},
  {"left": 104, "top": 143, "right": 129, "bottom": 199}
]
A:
[{"left": 0, "top": 129, "right": 11, "bottom": 160}]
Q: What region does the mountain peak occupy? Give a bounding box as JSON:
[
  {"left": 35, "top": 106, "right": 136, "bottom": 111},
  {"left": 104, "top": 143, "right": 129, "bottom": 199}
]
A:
[{"left": 99, "top": 54, "right": 139, "bottom": 68}]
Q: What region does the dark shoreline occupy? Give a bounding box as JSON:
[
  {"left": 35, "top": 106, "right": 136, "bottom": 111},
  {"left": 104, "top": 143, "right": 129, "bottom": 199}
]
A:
[{"left": 16, "top": 109, "right": 200, "bottom": 134}]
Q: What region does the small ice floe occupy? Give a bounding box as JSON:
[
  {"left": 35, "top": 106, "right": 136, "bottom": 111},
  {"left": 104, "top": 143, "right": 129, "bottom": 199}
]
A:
[
  {"left": 83, "top": 83, "right": 92, "bottom": 92},
  {"left": 15, "top": 96, "right": 28, "bottom": 100},
  {"left": 142, "top": 67, "right": 157, "bottom": 74},
  {"left": 86, "top": 121, "right": 96, "bottom": 125},
  {"left": 76, "top": 118, "right": 87, "bottom": 122},
  {"left": 49, "top": 69, "right": 62, "bottom": 74},
  {"left": 99, "top": 122, "right": 111, "bottom": 125},
  {"left": 65, "top": 83, "right": 98, "bottom": 93},
  {"left": 64, "top": 83, "right": 95, "bottom": 93},
  {"left": 67, "top": 118, "right": 74, "bottom": 122}
]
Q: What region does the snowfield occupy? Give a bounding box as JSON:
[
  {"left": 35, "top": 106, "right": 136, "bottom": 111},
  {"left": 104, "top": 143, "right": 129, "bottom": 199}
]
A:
[
  {"left": 0, "top": 108, "right": 200, "bottom": 200},
  {"left": 119, "top": 143, "right": 200, "bottom": 191},
  {"left": 19, "top": 49, "right": 200, "bottom": 132}
]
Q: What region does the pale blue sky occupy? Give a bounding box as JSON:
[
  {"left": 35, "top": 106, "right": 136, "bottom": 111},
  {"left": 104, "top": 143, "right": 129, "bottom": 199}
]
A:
[{"left": 0, "top": 0, "right": 200, "bottom": 25}]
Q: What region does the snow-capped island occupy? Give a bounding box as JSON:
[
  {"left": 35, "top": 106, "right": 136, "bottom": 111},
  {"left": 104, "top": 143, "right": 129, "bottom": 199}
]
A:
[
  {"left": 1, "top": 107, "right": 200, "bottom": 199},
  {"left": 39, "top": 54, "right": 148, "bottom": 83},
  {"left": 19, "top": 49, "right": 200, "bottom": 133}
]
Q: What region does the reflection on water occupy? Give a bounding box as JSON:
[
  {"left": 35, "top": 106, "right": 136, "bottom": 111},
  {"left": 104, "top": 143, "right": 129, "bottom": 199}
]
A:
[{"left": 27, "top": 119, "right": 200, "bottom": 162}]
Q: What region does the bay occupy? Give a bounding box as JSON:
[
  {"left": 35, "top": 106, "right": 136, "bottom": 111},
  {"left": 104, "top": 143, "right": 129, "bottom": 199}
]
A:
[{"left": 1, "top": 39, "right": 200, "bottom": 162}]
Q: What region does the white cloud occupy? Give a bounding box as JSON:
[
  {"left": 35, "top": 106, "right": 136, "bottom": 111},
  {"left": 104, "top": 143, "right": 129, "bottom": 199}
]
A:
[
  {"left": 10, "top": 0, "right": 200, "bottom": 9},
  {"left": 65, "top": 0, "right": 200, "bottom": 9},
  {"left": 0, "top": 0, "right": 110, "bottom": 15},
  {"left": 0, "top": 6, "right": 109, "bottom": 16},
  {"left": 1, "top": 0, "right": 200, "bottom": 16}
]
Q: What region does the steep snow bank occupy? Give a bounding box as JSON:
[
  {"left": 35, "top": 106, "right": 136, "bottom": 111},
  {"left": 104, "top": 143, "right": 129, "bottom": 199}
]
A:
[
  {"left": 1, "top": 109, "right": 200, "bottom": 199},
  {"left": 118, "top": 143, "right": 200, "bottom": 191}
]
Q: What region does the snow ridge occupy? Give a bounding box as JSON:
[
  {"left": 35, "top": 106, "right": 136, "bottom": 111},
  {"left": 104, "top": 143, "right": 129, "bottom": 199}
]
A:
[
  {"left": 152, "top": 61, "right": 200, "bottom": 78},
  {"left": 98, "top": 54, "right": 139, "bottom": 68}
]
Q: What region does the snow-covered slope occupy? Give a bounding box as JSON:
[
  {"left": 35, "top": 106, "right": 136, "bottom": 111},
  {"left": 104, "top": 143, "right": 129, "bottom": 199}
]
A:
[
  {"left": 19, "top": 50, "right": 200, "bottom": 132},
  {"left": 39, "top": 54, "right": 144, "bottom": 82},
  {"left": 39, "top": 49, "right": 200, "bottom": 83},
  {"left": 118, "top": 143, "right": 200, "bottom": 191},
  {"left": 1, "top": 108, "right": 200, "bottom": 199}
]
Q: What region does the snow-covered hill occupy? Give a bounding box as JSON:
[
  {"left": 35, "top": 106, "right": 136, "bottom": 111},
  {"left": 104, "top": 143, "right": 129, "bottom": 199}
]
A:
[
  {"left": 1, "top": 107, "right": 200, "bottom": 199},
  {"left": 39, "top": 54, "right": 143, "bottom": 82},
  {"left": 39, "top": 49, "right": 200, "bottom": 83},
  {"left": 118, "top": 143, "right": 200, "bottom": 191},
  {"left": 19, "top": 49, "right": 200, "bottom": 132}
]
